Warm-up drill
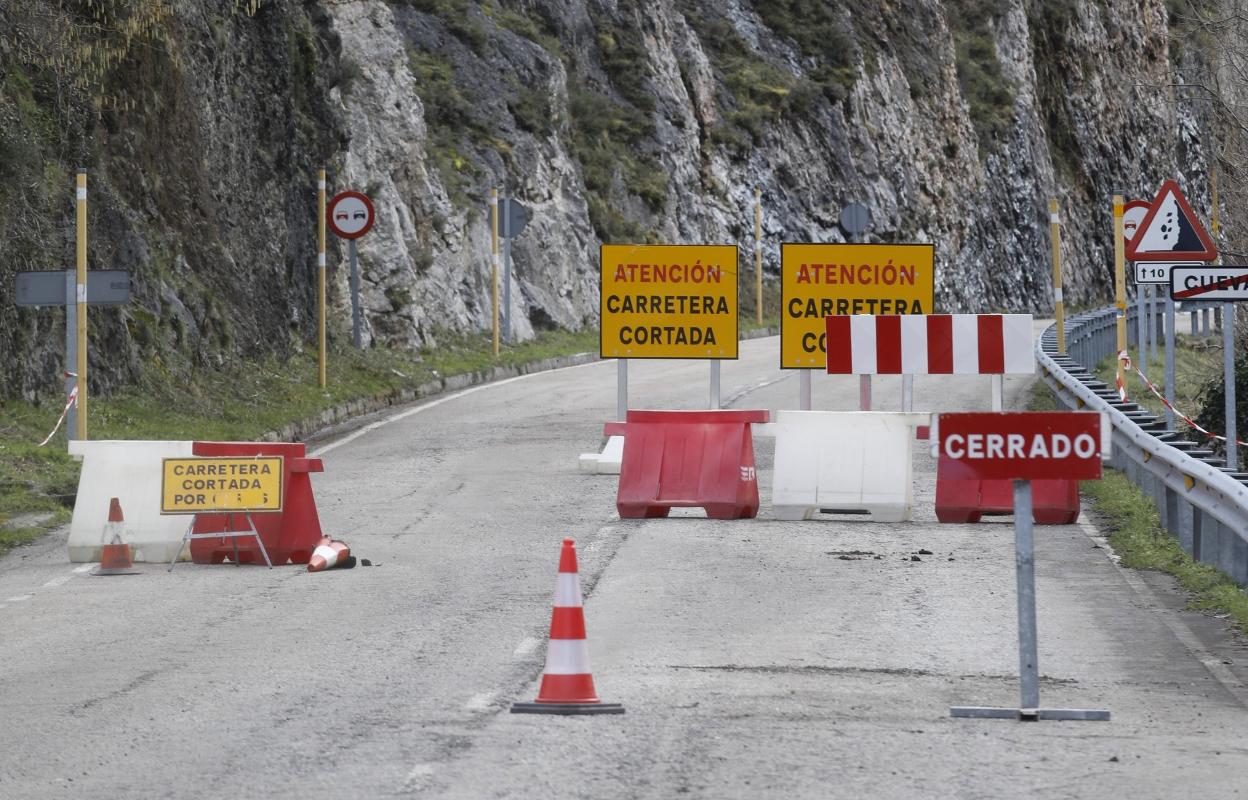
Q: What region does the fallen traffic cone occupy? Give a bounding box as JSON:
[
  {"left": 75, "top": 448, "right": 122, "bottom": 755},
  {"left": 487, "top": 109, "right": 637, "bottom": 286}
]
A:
[
  {"left": 307, "top": 536, "right": 356, "bottom": 572},
  {"left": 92, "top": 497, "right": 138, "bottom": 576},
  {"left": 512, "top": 538, "right": 623, "bottom": 715}
]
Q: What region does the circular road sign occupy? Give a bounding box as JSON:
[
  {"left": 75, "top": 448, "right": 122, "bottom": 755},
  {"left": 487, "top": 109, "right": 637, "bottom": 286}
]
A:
[
  {"left": 1122, "top": 199, "right": 1150, "bottom": 246},
  {"left": 327, "top": 191, "right": 375, "bottom": 240},
  {"left": 839, "top": 202, "right": 872, "bottom": 236}
]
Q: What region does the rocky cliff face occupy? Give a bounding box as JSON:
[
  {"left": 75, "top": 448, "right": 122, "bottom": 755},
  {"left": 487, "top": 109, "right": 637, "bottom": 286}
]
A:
[{"left": 0, "top": 0, "right": 1212, "bottom": 400}]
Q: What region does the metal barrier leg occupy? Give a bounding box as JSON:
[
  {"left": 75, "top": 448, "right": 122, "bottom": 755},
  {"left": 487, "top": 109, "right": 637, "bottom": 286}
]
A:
[{"left": 1192, "top": 508, "right": 1204, "bottom": 562}]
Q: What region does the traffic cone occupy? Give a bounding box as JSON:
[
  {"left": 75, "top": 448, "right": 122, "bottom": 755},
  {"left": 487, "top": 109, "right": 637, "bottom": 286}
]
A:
[
  {"left": 92, "top": 497, "right": 138, "bottom": 576},
  {"left": 307, "top": 536, "right": 356, "bottom": 572},
  {"left": 512, "top": 538, "right": 624, "bottom": 715}
]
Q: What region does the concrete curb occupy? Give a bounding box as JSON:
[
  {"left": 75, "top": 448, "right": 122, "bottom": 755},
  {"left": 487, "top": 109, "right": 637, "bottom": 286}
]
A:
[{"left": 262, "top": 327, "right": 780, "bottom": 445}]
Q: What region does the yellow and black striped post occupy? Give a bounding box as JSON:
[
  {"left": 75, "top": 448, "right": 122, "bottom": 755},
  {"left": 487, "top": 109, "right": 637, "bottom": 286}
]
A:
[
  {"left": 754, "top": 186, "right": 763, "bottom": 327},
  {"left": 491, "top": 188, "right": 500, "bottom": 357},
  {"left": 318, "top": 169, "right": 327, "bottom": 389},
  {"left": 1049, "top": 198, "right": 1065, "bottom": 354},
  {"left": 1113, "top": 195, "right": 1127, "bottom": 395},
  {"left": 75, "top": 170, "right": 88, "bottom": 440}
]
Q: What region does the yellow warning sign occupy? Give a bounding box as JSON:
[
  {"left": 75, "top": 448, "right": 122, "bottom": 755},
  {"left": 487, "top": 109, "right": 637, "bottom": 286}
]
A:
[
  {"left": 600, "top": 244, "right": 739, "bottom": 359},
  {"left": 781, "top": 243, "right": 935, "bottom": 368},
  {"left": 160, "top": 457, "right": 284, "bottom": 515}
]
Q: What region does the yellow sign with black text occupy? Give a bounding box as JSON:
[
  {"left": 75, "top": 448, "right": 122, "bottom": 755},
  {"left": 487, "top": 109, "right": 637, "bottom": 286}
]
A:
[
  {"left": 600, "top": 244, "right": 739, "bottom": 359},
  {"left": 160, "top": 457, "right": 284, "bottom": 515},
  {"left": 781, "top": 243, "right": 935, "bottom": 368}
]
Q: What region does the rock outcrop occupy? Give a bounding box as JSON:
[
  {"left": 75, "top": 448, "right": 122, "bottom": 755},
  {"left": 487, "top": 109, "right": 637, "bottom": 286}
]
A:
[{"left": 0, "top": 0, "right": 1214, "bottom": 399}]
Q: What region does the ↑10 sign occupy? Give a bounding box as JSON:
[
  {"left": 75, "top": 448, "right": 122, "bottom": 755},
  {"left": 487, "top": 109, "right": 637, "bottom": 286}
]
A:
[
  {"left": 599, "top": 244, "right": 739, "bottom": 359},
  {"left": 1135, "top": 262, "right": 1197, "bottom": 285},
  {"left": 161, "top": 457, "right": 284, "bottom": 514},
  {"left": 931, "top": 412, "right": 1109, "bottom": 481}
]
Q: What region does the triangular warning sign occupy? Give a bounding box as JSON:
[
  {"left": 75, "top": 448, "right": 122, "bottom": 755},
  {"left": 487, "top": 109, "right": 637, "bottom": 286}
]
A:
[{"left": 1125, "top": 179, "right": 1217, "bottom": 262}]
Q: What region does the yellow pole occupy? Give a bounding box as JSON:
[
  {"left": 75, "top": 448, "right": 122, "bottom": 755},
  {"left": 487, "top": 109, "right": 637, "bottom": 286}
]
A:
[
  {"left": 754, "top": 186, "right": 762, "bottom": 327},
  {"left": 1113, "top": 195, "right": 1127, "bottom": 394},
  {"left": 318, "top": 169, "right": 327, "bottom": 389},
  {"left": 491, "top": 188, "right": 500, "bottom": 357},
  {"left": 75, "top": 171, "right": 88, "bottom": 440},
  {"left": 1049, "top": 197, "right": 1065, "bottom": 355}
]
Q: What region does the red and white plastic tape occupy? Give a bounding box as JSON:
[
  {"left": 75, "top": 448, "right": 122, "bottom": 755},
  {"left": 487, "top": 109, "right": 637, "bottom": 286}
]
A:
[
  {"left": 38, "top": 372, "right": 78, "bottom": 447},
  {"left": 1118, "top": 351, "right": 1247, "bottom": 448}
]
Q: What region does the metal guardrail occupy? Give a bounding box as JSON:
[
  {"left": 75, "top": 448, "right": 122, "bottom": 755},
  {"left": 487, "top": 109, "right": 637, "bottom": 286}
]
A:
[{"left": 1036, "top": 305, "right": 1248, "bottom": 586}]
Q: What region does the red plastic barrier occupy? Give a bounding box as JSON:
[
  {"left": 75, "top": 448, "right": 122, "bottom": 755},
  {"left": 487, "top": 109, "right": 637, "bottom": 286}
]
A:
[
  {"left": 189, "top": 441, "right": 325, "bottom": 565},
  {"left": 934, "top": 455, "right": 1079, "bottom": 524},
  {"left": 606, "top": 409, "right": 769, "bottom": 520}
]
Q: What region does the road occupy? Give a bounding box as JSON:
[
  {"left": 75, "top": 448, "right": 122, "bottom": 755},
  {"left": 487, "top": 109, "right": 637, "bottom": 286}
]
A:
[{"left": 2, "top": 332, "right": 1248, "bottom": 799}]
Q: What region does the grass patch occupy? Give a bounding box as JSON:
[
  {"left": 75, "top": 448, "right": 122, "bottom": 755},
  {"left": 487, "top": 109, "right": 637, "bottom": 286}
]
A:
[
  {"left": 1083, "top": 468, "right": 1248, "bottom": 631},
  {"left": 948, "top": 0, "right": 1015, "bottom": 156},
  {"left": 0, "top": 327, "right": 598, "bottom": 558}
]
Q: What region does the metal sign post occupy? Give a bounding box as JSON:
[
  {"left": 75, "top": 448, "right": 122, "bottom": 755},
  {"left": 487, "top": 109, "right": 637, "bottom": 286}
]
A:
[
  {"left": 326, "top": 189, "right": 376, "bottom": 351},
  {"left": 75, "top": 170, "right": 88, "bottom": 440},
  {"left": 617, "top": 359, "right": 628, "bottom": 421},
  {"left": 1165, "top": 295, "right": 1177, "bottom": 430},
  {"left": 710, "top": 361, "right": 721, "bottom": 409},
  {"left": 496, "top": 197, "right": 529, "bottom": 345},
  {"left": 799, "top": 369, "right": 811, "bottom": 410},
  {"left": 1225, "top": 301, "right": 1237, "bottom": 470},
  {"left": 349, "top": 240, "right": 361, "bottom": 348},
  {"left": 936, "top": 411, "right": 1111, "bottom": 722}
]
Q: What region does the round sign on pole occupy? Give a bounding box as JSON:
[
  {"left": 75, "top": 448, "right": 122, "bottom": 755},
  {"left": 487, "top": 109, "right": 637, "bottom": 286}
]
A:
[
  {"left": 1122, "top": 199, "right": 1149, "bottom": 246},
  {"left": 839, "top": 202, "right": 871, "bottom": 237},
  {"left": 327, "top": 191, "right": 376, "bottom": 240}
]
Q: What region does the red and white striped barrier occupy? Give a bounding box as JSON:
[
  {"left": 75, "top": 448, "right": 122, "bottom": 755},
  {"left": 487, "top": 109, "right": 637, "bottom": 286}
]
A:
[{"left": 825, "top": 314, "right": 1034, "bottom": 375}]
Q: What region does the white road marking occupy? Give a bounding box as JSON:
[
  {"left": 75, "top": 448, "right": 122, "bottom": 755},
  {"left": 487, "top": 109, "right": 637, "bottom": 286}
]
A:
[
  {"left": 5, "top": 595, "right": 33, "bottom": 603},
  {"left": 41, "top": 575, "right": 73, "bottom": 588},
  {"left": 1078, "top": 519, "right": 1248, "bottom": 708},
  {"left": 311, "top": 358, "right": 605, "bottom": 458},
  {"left": 463, "top": 692, "right": 495, "bottom": 712},
  {"left": 72, "top": 564, "right": 94, "bottom": 573},
  {"left": 513, "top": 637, "right": 540, "bottom": 657}
]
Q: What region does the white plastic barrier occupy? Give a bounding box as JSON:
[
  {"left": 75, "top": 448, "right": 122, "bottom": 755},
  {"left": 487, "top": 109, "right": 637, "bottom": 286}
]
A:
[
  {"left": 761, "top": 411, "right": 930, "bottom": 523},
  {"left": 578, "top": 435, "right": 624, "bottom": 474},
  {"left": 68, "top": 440, "right": 195, "bottom": 563}
]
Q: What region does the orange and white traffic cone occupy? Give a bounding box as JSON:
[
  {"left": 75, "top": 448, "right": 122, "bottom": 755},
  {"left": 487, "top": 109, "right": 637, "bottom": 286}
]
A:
[
  {"left": 307, "top": 536, "right": 356, "bottom": 572},
  {"left": 512, "top": 538, "right": 623, "bottom": 715},
  {"left": 92, "top": 497, "right": 138, "bottom": 576}
]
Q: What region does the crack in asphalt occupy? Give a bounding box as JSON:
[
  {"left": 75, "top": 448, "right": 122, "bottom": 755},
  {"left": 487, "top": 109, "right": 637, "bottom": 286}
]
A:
[{"left": 667, "top": 664, "right": 1080, "bottom": 685}]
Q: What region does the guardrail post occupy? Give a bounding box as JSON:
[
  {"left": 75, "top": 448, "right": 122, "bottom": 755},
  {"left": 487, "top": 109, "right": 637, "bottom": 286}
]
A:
[
  {"left": 1177, "top": 497, "right": 1195, "bottom": 555},
  {"left": 1192, "top": 509, "right": 1204, "bottom": 562},
  {"left": 1218, "top": 522, "right": 1238, "bottom": 581}
]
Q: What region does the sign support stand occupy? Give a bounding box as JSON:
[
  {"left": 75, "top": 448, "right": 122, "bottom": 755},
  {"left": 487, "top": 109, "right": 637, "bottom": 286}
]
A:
[
  {"left": 168, "top": 512, "right": 273, "bottom": 571},
  {"left": 859, "top": 375, "right": 871, "bottom": 411},
  {"left": 1165, "top": 296, "right": 1177, "bottom": 431},
  {"left": 1136, "top": 274, "right": 1146, "bottom": 368},
  {"left": 951, "top": 479, "right": 1110, "bottom": 722},
  {"left": 902, "top": 374, "right": 914, "bottom": 412},
  {"left": 1225, "top": 302, "right": 1237, "bottom": 470},
  {"left": 709, "top": 361, "right": 721, "bottom": 410},
  {"left": 991, "top": 375, "right": 1004, "bottom": 412},
  {"left": 1149, "top": 285, "right": 1159, "bottom": 362},
  {"left": 799, "top": 370, "right": 811, "bottom": 411},
  {"left": 617, "top": 359, "right": 628, "bottom": 421},
  {"left": 349, "top": 240, "right": 361, "bottom": 348}
]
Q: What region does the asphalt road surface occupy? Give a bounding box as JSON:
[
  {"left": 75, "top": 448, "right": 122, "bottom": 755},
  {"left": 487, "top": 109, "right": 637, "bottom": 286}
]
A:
[{"left": 3, "top": 332, "right": 1248, "bottom": 799}]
